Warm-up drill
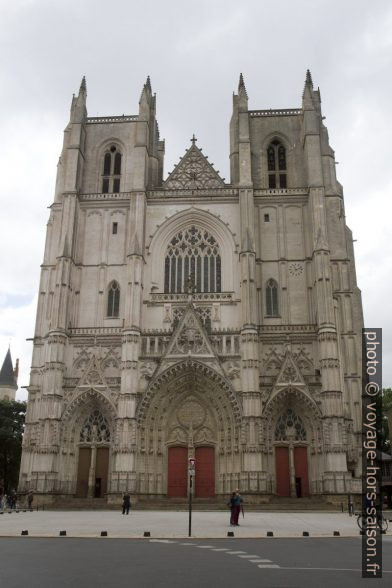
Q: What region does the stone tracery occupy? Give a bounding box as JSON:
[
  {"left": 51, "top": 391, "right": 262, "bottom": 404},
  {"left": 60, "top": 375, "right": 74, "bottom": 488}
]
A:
[{"left": 80, "top": 410, "right": 111, "bottom": 443}]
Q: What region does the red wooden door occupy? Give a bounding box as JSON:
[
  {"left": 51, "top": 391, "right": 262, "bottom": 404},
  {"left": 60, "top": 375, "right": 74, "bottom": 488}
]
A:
[
  {"left": 195, "top": 446, "right": 215, "bottom": 498},
  {"left": 167, "top": 446, "right": 188, "bottom": 497},
  {"left": 275, "top": 446, "right": 290, "bottom": 497},
  {"left": 294, "top": 447, "right": 309, "bottom": 497},
  {"left": 76, "top": 447, "right": 91, "bottom": 498}
]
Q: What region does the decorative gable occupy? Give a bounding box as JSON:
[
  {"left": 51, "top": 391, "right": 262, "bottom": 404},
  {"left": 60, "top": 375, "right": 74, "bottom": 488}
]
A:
[
  {"left": 274, "top": 350, "right": 306, "bottom": 389},
  {"left": 77, "top": 355, "right": 108, "bottom": 389},
  {"left": 164, "top": 140, "right": 225, "bottom": 190},
  {"left": 164, "top": 303, "right": 217, "bottom": 358}
]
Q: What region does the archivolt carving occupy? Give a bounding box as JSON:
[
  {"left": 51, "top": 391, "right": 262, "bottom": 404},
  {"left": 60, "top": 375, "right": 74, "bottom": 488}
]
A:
[
  {"left": 60, "top": 388, "right": 116, "bottom": 451},
  {"left": 62, "top": 388, "right": 117, "bottom": 423},
  {"left": 136, "top": 358, "right": 241, "bottom": 425},
  {"left": 262, "top": 386, "right": 323, "bottom": 454},
  {"left": 264, "top": 385, "right": 321, "bottom": 420}
]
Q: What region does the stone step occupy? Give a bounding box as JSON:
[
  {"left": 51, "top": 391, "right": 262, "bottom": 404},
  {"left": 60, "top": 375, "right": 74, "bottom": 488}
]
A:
[{"left": 48, "top": 496, "right": 340, "bottom": 511}]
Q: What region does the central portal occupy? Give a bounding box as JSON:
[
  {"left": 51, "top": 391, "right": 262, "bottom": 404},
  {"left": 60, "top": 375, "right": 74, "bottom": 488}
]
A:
[{"left": 167, "top": 445, "right": 215, "bottom": 498}]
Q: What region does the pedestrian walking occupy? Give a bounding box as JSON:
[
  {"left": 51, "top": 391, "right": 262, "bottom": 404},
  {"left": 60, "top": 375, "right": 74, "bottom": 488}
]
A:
[
  {"left": 232, "top": 490, "right": 243, "bottom": 526},
  {"left": 227, "top": 492, "right": 236, "bottom": 526},
  {"left": 122, "top": 492, "right": 131, "bottom": 515},
  {"left": 27, "top": 492, "right": 34, "bottom": 509}
]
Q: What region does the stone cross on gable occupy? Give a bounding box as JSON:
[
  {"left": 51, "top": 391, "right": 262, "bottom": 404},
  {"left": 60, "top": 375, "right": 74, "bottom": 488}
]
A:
[{"left": 190, "top": 134, "right": 197, "bottom": 145}]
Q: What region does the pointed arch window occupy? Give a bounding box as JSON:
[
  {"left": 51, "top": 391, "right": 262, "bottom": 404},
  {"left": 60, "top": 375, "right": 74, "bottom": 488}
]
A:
[
  {"left": 80, "top": 410, "right": 111, "bottom": 443},
  {"left": 164, "top": 226, "right": 221, "bottom": 294},
  {"left": 267, "top": 140, "right": 287, "bottom": 189},
  {"left": 266, "top": 279, "right": 279, "bottom": 316},
  {"left": 101, "top": 145, "right": 122, "bottom": 193},
  {"left": 107, "top": 281, "right": 120, "bottom": 317},
  {"left": 275, "top": 409, "right": 306, "bottom": 441}
]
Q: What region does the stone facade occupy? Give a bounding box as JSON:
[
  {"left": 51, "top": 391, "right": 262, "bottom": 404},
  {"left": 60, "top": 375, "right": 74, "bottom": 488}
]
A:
[{"left": 19, "top": 72, "right": 363, "bottom": 503}]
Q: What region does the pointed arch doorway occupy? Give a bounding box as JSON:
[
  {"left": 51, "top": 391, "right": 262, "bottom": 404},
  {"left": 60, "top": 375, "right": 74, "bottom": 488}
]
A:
[
  {"left": 75, "top": 410, "right": 111, "bottom": 498},
  {"left": 274, "top": 409, "right": 309, "bottom": 497},
  {"left": 138, "top": 358, "right": 241, "bottom": 498}
]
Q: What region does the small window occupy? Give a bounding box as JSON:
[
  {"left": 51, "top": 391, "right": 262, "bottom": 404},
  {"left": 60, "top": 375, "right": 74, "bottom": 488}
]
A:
[
  {"left": 112, "top": 222, "right": 118, "bottom": 235},
  {"left": 266, "top": 278, "right": 278, "bottom": 316},
  {"left": 107, "top": 281, "right": 120, "bottom": 317},
  {"left": 264, "top": 214, "right": 270, "bottom": 222},
  {"left": 266, "top": 140, "right": 287, "bottom": 188}
]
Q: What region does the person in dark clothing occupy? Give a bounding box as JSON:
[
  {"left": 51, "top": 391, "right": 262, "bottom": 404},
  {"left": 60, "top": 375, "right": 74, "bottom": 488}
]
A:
[
  {"left": 232, "top": 490, "right": 243, "bottom": 526},
  {"left": 122, "top": 492, "right": 131, "bottom": 515},
  {"left": 227, "top": 492, "right": 236, "bottom": 526},
  {"left": 27, "top": 492, "right": 34, "bottom": 509}
]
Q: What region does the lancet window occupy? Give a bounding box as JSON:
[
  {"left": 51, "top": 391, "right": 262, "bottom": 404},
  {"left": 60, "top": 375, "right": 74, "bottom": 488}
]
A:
[
  {"left": 267, "top": 140, "right": 287, "bottom": 189},
  {"left": 80, "top": 410, "right": 110, "bottom": 443},
  {"left": 101, "top": 145, "right": 122, "bottom": 193},
  {"left": 275, "top": 409, "right": 306, "bottom": 441},
  {"left": 107, "top": 281, "right": 120, "bottom": 317},
  {"left": 266, "top": 279, "right": 279, "bottom": 316},
  {"left": 164, "top": 226, "right": 221, "bottom": 293}
]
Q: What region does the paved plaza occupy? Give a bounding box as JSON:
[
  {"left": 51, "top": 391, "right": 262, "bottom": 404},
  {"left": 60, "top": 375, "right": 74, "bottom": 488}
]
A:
[{"left": 0, "top": 510, "right": 379, "bottom": 538}]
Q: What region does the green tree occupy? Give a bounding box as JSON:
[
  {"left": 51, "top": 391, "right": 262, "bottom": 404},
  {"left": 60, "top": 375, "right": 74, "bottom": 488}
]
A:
[{"left": 0, "top": 400, "right": 26, "bottom": 494}]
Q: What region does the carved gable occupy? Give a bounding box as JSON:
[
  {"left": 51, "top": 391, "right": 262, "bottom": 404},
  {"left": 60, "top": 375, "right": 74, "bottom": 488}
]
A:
[
  {"left": 164, "top": 304, "right": 217, "bottom": 359},
  {"left": 77, "top": 355, "right": 108, "bottom": 389},
  {"left": 164, "top": 143, "right": 225, "bottom": 190},
  {"left": 274, "top": 350, "right": 306, "bottom": 389}
]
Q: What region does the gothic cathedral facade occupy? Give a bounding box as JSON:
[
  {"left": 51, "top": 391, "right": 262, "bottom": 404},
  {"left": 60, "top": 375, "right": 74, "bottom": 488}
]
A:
[{"left": 19, "top": 72, "right": 363, "bottom": 504}]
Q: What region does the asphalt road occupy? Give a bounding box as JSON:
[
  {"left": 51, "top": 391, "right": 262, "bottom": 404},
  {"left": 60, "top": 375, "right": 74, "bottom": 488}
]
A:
[{"left": 1, "top": 537, "right": 391, "bottom": 587}]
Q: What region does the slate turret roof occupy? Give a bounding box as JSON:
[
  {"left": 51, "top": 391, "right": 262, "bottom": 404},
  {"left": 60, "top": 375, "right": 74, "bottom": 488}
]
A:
[{"left": 0, "top": 348, "right": 17, "bottom": 387}]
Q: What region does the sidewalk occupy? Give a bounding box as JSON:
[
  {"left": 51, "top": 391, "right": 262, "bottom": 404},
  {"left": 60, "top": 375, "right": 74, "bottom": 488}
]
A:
[{"left": 0, "top": 510, "right": 374, "bottom": 538}]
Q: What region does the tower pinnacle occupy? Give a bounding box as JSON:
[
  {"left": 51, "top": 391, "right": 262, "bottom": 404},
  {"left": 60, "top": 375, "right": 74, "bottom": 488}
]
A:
[
  {"left": 79, "top": 75, "right": 87, "bottom": 95},
  {"left": 238, "top": 72, "right": 248, "bottom": 98}
]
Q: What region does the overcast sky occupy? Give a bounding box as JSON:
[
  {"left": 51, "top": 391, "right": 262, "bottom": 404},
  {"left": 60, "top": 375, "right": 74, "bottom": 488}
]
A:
[{"left": 0, "top": 0, "right": 391, "bottom": 400}]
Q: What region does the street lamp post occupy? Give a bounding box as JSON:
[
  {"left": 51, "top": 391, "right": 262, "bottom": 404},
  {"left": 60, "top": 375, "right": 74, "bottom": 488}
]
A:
[{"left": 188, "top": 457, "right": 196, "bottom": 537}]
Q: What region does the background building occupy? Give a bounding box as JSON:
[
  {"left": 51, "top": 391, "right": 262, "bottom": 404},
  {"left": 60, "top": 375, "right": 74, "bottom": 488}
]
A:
[
  {"left": 0, "top": 349, "right": 18, "bottom": 401},
  {"left": 19, "top": 72, "right": 363, "bottom": 504}
]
